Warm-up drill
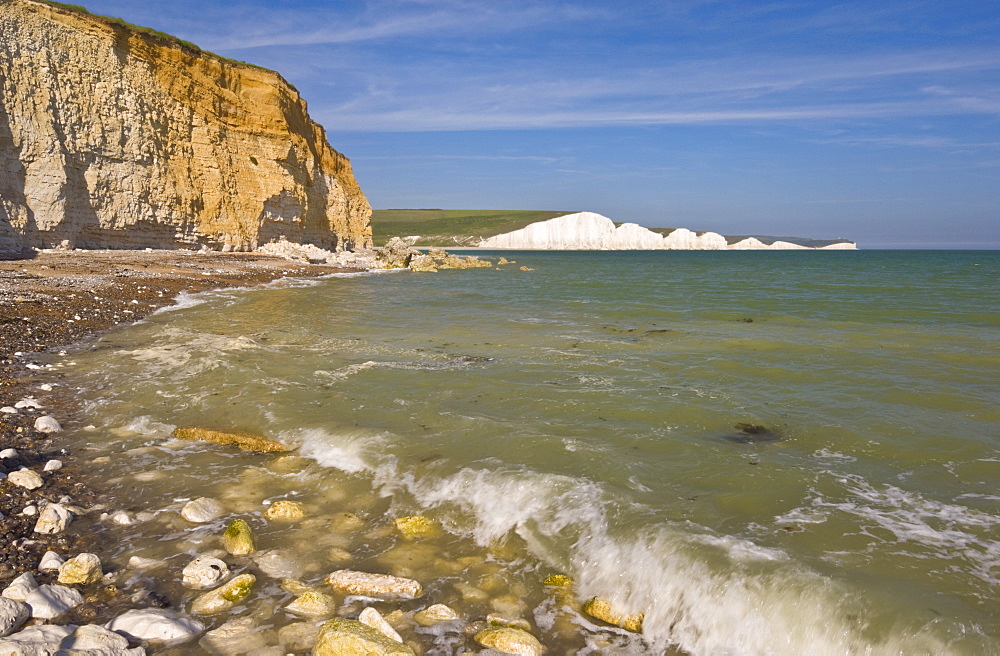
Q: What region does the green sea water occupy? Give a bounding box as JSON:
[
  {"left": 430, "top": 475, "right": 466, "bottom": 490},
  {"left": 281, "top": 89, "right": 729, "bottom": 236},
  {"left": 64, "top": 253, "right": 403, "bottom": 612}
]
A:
[{"left": 55, "top": 250, "right": 999, "bottom": 654}]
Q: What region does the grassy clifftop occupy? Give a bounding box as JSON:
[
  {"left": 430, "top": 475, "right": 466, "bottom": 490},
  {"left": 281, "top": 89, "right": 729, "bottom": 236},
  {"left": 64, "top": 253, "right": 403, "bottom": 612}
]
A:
[{"left": 370, "top": 209, "right": 574, "bottom": 247}]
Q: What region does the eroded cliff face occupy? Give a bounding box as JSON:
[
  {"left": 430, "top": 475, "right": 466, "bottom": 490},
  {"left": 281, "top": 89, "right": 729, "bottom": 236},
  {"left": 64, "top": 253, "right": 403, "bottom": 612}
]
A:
[{"left": 0, "top": 0, "right": 371, "bottom": 252}]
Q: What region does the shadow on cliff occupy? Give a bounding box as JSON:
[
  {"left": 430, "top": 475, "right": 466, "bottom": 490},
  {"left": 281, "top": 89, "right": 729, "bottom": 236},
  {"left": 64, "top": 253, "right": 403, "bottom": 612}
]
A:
[{"left": 0, "top": 93, "right": 38, "bottom": 254}]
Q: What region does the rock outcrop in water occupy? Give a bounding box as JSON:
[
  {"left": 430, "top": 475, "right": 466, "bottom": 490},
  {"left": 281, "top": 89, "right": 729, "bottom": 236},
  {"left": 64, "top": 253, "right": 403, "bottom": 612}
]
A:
[
  {"left": 477, "top": 212, "right": 857, "bottom": 250},
  {"left": 0, "top": 0, "right": 371, "bottom": 252}
]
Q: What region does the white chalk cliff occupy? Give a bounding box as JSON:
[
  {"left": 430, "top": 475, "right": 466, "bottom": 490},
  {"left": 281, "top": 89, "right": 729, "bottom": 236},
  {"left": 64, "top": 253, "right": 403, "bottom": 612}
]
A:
[{"left": 477, "top": 212, "right": 857, "bottom": 250}]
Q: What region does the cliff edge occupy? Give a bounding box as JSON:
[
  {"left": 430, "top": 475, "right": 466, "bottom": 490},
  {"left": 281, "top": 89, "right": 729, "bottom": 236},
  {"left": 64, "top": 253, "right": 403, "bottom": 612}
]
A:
[{"left": 0, "top": 0, "right": 372, "bottom": 252}]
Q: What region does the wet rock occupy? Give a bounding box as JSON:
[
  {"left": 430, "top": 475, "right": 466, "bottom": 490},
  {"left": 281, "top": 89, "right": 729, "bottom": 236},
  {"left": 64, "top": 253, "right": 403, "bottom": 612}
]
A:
[
  {"left": 264, "top": 499, "right": 304, "bottom": 521},
  {"left": 106, "top": 607, "right": 205, "bottom": 646},
  {"left": 24, "top": 584, "right": 84, "bottom": 619},
  {"left": 39, "top": 550, "right": 66, "bottom": 571},
  {"left": 408, "top": 254, "right": 438, "bottom": 272},
  {"left": 581, "top": 597, "right": 644, "bottom": 632},
  {"left": 487, "top": 614, "right": 532, "bottom": 632},
  {"left": 182, "top": 555, "right": 230, "bottom": 589},
  {"left": 326, "top": 546, "right": 353, "bottom": 564},
  {"left": 7, "top": 469, "right": 43, "bottom": 490},
  {"left": 58, "top": 553, "right": 103, "bottom": 585},
  {"left": 278, "top": 621, "right": 321, "bottom": 652},
  {"left": 127, "top": 556, "right": 164, "bottom": 570},
  {"left": 181, "top": 497, "right": 225, "bottom": 523},
  {"left": 414, "top": 603, "right": 459, "bottom": 626},
  {"left": 222, "top": 518, "right": 256, "bottom": 555},
  {"left": 313, "top": 617, "right": 415, "bottom": 655},
  {"left": 474, "top": 625, "right": 546, "bottom": 655},
  {"left": 33, "top": 416, "right": 61, "bottom": 433},
  {"left": 394, "top": 515, "right": 440, "bottom": 540},
  {"left": 254, "top": 550, "right": 303, "bottom": 579},
  {"left": 375, "top": 238, "right": 416, "bottom": 269},
  {"left": 723, "top": 423, "right": 781, "bottom": 445},
  {"left": 324, "top": 570, "right": 422, "bottom": 599},
  {"left": 542, "top": 574, "right": 573, "bottom": 588},
  {"left": 43, "top": 459, "right": 63, "bottom": 472},
  {"left": 330, "top": 511, "right": 365, "bottom": 531},
  {"left": 1, "top": 573, "right": 38, "bottom": 602},
  {"left": 0, "top": 597, "right": 30, "bottom": 637},
  {"left": 199, "top": 617, "right": 268, "bottom": 654},
  {"left": 173, "top": 426, "right": 290, "bottom": 453},
  {"left": 190, "top": 574, "right": 255, "bottom": 615},
  {"left": 34, "top": 503, "right": 73, "bottom": 534},
  {"left": 285, "top": 590, "right": 337, "bottom": 618},
  {"left": 358, "top": 607, "right": 403, "bottom": 642},
  {"left": 106, "top": 510, "right": 136, "bottom": 526}
]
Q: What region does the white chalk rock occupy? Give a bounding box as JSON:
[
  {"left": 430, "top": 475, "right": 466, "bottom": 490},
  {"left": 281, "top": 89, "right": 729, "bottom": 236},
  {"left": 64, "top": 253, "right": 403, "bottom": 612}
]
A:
[
  {"left": 38, "top": 550, "right": 66, "bottom": 572},
  {"left": 107, "top": 511, "right": 136, "bottom": 526},
  {"left": 24, "top": 584, "right": 84, "bottom": 619},
  {"left": 324, "top": 570, "right": 422, "bottom": 599},
  {"left": 34, "top": 504, "right": 73, "bottom": 534},
  {"left": 33, "top": 416, "right": 61, "bottom": 433},
  {"left": 285, "top": 590, "right": 337, "bottom": 618},
  {"left": 180, "top": 497, "right": 225, "bottom": 523},
  {"left": 43, "top": 459, "right": 63, "bottom": 472},
  {"left": 182, "top": 556, "right": 230, "bottom": 590},
  {"left": 198, "top": 617, "right": 268, "bottom": 654},
  {"left": 60, "top": 624, "right": 143, "bottom": 655},
  {"left": 0, "top": 625, "right": 75, "bottom": 653},
  {"left": 0, "top": 408, "right": 16, "bottom": 415},
  {"left": 106, "top": 608, "right": 205, "bottom": 646},
  {"left": 58, "top": 553, "right": 103, "bottom": 585},
  {"left": 14, "top": 398, "right": 41, "bottom": 409},
  {"left": 127, "top": 556, "right": 164, "bottom": 570},
  {"left": 39, "top": 384, "right": 53, "bottom": 391},
  {"left": 358, "top": 607, "right": 404, "bottom": 643},
  {"left": 1, "top": 573, "right": 38, "bottom": 602},
  {"left": 0, "top": 448, "right": 17, "bottom": 458},
  {"left": 20, "top": 505, "right": 36, "bottom": 516},
  {"left": 7, "top": 470, "right": 43, "bottom": 490},
  {"left": 0, "top": 597, "right": 30, "bottom": 637}
]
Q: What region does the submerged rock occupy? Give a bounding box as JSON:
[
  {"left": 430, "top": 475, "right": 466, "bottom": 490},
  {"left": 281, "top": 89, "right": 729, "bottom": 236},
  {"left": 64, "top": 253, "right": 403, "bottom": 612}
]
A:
[
  {"left": 581, "top": 597, "right": 644, "bottom": 632},
  {"left": 199, "top": 617, "right": 268, "bottom": 654},
  {"left": 105, "top": 608, "right": 205, "bottom": 646},
  {"left": 190, "top": 574, "right": 255, "bottom": 615},
  {"left": 264, "top": 499, "right": 305, "bottom": 520},
  {"left": 173, "top": 427, "right": 290, "bottom": 453},
  {"left": 221, "top": 518, "right": 257, "bottom": 555},
  {"left": 254, "top": 550, "right": 304, "bottom": 579},
  {"left": 542, "top": 574, "right": 573, "bottom": 588},
  {"left": 181, "top": 497, "right": 225, "bottom": 523},
  {"left": 285, "top": 590, "right": 337, "bottom": 618},
  {"left": 57, "top": 553, "right": 103, "bottom": 585},
  {"left": 394, "top": 515, "right": 440, "bottom": 539},
  {"left": 723, "top": 422, "right": 781, "bottom": 444},
  {"left": 33, "top": 416, "right": 61, "bottom": 433},
  {"left": 414, "top": 603, "right": 459, "bottom": 626},
  {"left": 324, "top": 570, "right": 422, "bottom": 599},
  {"left": 313, "top": 617, "right": 415, "bottom": 655},
  {"left": 358, "top": 607, "right": 403, "bottom": 643},
  {"left": 474, "top": 625, "right": 546, "bottom": 655},
  {"left": 182, "top": 556, "right": 230, "bottom": 589},
  {"left": 278, "top": 621, "right": 321, "bottom": 653}
]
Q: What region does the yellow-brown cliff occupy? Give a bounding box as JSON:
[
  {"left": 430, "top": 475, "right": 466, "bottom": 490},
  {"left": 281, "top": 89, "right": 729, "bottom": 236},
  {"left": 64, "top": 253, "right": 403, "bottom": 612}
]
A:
[{"left": 0, "top": 0, "right": 372, "bottom": 252}]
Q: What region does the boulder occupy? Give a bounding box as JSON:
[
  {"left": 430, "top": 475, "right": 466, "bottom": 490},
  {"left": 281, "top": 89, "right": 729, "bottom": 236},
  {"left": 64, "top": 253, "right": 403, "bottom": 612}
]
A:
[
  {"left": 264, "top": 500, "right": 305, "bottom": 520},
  {"left": 33, "top": 416, "right": 61, "bottom": 433},
  {"left": 34, "top": 503, "right": 73, "bottom": 534},
  {"left": 106, "top": 608, "right": 205, "bottom": 646},
  {"left": 313, "top": 618, "right": 415, "bottom": 655},
  {"left": 173, "top": 427, "right": 290, "bottom": 453},
  {"left": 24, "top": 584, "right": 84, "bottom": 619},
  {"left": 394, "top": 515, "right": 440, "bottom": 540},
  {"left": 285, "top": 590, "right": 337, "bottom": 618},
  {"left": 581, "top": 597, "right": 644, "bottom": 632},
  {"left": 190, "top": 574, "right": 255, "bottom": 615},
  {"left": 375, "top": 237, "right": 416, "bottom": 269},
  {"left": 324, "top": 570, "right": 422, "bottom": 599},
  {"left": 181, "top": 497, "right": 225, "bottom": 523},
  {"left": 7, "top": 469, "right": 43, "bottom": 490},
  {"left": 413, "top": 603, "right": 459, "bottom": 626},
  {"left": 1, "top": 573, "right": 38, "bottom": 602},
  {"left": 222, "top": 518, "right": 257, "bottom": 555},
  {"left": 0, "top": 597, "right": 30, "bottom": 637},
  {"left": 474, "top": 625, "right": 546, "bottom": 655},
  {"left": 58, "top": 553, "right": 103, "bottom": 585},
  {"left": 182, "top": 556, "right": 230, "bottom": 589},
  {"left": 358, "top": 607, "right": 403, "bottom": 643}
]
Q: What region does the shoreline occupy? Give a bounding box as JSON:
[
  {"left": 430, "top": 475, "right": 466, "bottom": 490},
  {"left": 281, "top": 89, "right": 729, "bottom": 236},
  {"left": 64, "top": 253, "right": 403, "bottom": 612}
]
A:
[{"left": 0, "top": 250, "right": 364, "bottom": 608}]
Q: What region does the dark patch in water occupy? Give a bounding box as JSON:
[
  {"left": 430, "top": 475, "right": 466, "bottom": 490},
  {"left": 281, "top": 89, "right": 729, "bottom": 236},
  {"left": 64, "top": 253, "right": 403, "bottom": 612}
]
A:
[
  {"left": 723, "top": 423, "right": 781, "bottom": 444},
  {"left": 643, "top": 329, "right": 675, "bottom": 337},
  {"left": 738, "top": 318, "right": 754, "bottom": 323}
]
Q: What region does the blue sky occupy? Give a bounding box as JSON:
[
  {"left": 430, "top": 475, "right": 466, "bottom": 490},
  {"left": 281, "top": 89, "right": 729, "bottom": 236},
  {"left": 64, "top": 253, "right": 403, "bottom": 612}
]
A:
[{"left": 78, "top": 0, "right": 1000, "bottom": 247}]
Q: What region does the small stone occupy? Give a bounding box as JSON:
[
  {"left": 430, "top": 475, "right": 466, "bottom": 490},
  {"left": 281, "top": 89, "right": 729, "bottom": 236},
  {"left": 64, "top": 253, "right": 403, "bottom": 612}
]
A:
[
  {"left": 0, "top": 408, "right": 16, "bottom": 415},
  {"left": 58, "top": 553, "right": 103, "bottom": 585},
  {"left": 474, "top": 626, "right": 546, "bottom": 655},
  {"left": 285, "top": 590, "right": 337, "bottom": 618},
  {"left": 221, "top": 518, "right": 256, "bottom": 555},
  {"left": 127, "top": 556, "right": 164, "bottom": 570},
  {"left": 278, "top": 621, "right": 321, "bottom": 652},
  {"left": 33, "top": 416, "right": 61, "bottom": 433},
  {"left": 581, "top": 597, "right": 644, "bottom": 632},
  {"left": 39, "top": 384, "right": 53, "bottom": 391},
  {"left": 20, "top": 505, "right": 36, "bottom": 516},
  {"left": 24, "top": 584, "right": 84, "bottom": 619},
  {"left": 2, "top": 573, "right": 38, "bottom": 602},
  {"left": 43, "top": 459, "right": 63, "bottom": 472},
  {"left": 0, "top": 448, "right": 17, "bottom": 458},
  {"left": 264, "top": 499, "right": 304, "bottom": 520},
  {"left": 38, "top": 550, "right": 65, "bottom": 571},
  {"left": 105, "top": 608, "right": 205, "bottom": 646},
  {"left": 34, "top": 503, "right": 73, "bottom": 534},
  {"left": 358, "top": 607, "right": 403, "bottom": 643},
  {"left": 107, "top": 510, "right": 135, "bottom": 525},
  {"left": 0, "top": 597, "right": 30, "bottom": 637},
  {"left": 394, "top": 515, "right": 440, "bottom": 539},
  {"left": 14, "top": 398, "right": 41, "bottom": 409},
  {"left": 181, "top": 497, "right": 225, "bottom": 523},
  {"left": 199, "top": 616, "right": 268, "bottom": 654},
  {"left": 542, "top": 574, "right": 573, "bottom": 588},
  {"left": 414, "top": 603, "right": 460, "bottom": 626},
  {"left": 190, "top": 574, "right": 255, "bottom": 614},
  {"left": 324, "top": 570, "right": 422, "bottom": 599},
  {"left": 7, "top": 469, "right": 43, "bottom": 490},
  {"left": 173, "top": 426, "right": 290, "bottom": 453},
  {"left": 488, "top": 614, "right": 532, "bottom": 632},
  {"left": 182, "top": 555, "right": 230, "bottom": 589},
  {"left": 313, "top": 617, "right": 415, "bottom": 655}
]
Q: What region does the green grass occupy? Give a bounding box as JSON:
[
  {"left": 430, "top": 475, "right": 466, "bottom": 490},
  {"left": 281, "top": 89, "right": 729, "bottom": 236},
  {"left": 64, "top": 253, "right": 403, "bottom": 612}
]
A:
[{"left": 370, "top": 209, "right": 575, "bottom": 247}]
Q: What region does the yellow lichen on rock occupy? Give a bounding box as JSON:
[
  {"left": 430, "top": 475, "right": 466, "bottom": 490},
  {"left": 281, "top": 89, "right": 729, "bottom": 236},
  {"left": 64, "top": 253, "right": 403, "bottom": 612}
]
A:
[
  {"left": 265, "top": 500, "right": 305, "bottom": 520},
  {"left": 173, "top": 427, "right": 290, "bottom": 453},
  {"left": 394, "top": 515, "right": 441, "bottom": 539},
  {"left": 581, "top": 597, "right": 644, "bottom": 632},
  {"left": 222, "top": 518, "right": 257, "bottom": 556}
]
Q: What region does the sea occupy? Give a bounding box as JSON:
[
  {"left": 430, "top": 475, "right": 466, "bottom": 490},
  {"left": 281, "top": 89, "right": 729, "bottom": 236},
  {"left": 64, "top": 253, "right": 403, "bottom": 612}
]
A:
[{"left": 49, "top": 250, "right": 999, "bottom": 655}]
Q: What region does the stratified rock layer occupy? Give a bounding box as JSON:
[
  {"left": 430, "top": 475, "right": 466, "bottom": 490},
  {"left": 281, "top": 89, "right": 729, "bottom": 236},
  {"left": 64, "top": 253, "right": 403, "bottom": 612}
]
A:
[{"left": 0, "top": 0, "right": 371, "bottom": 252}]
